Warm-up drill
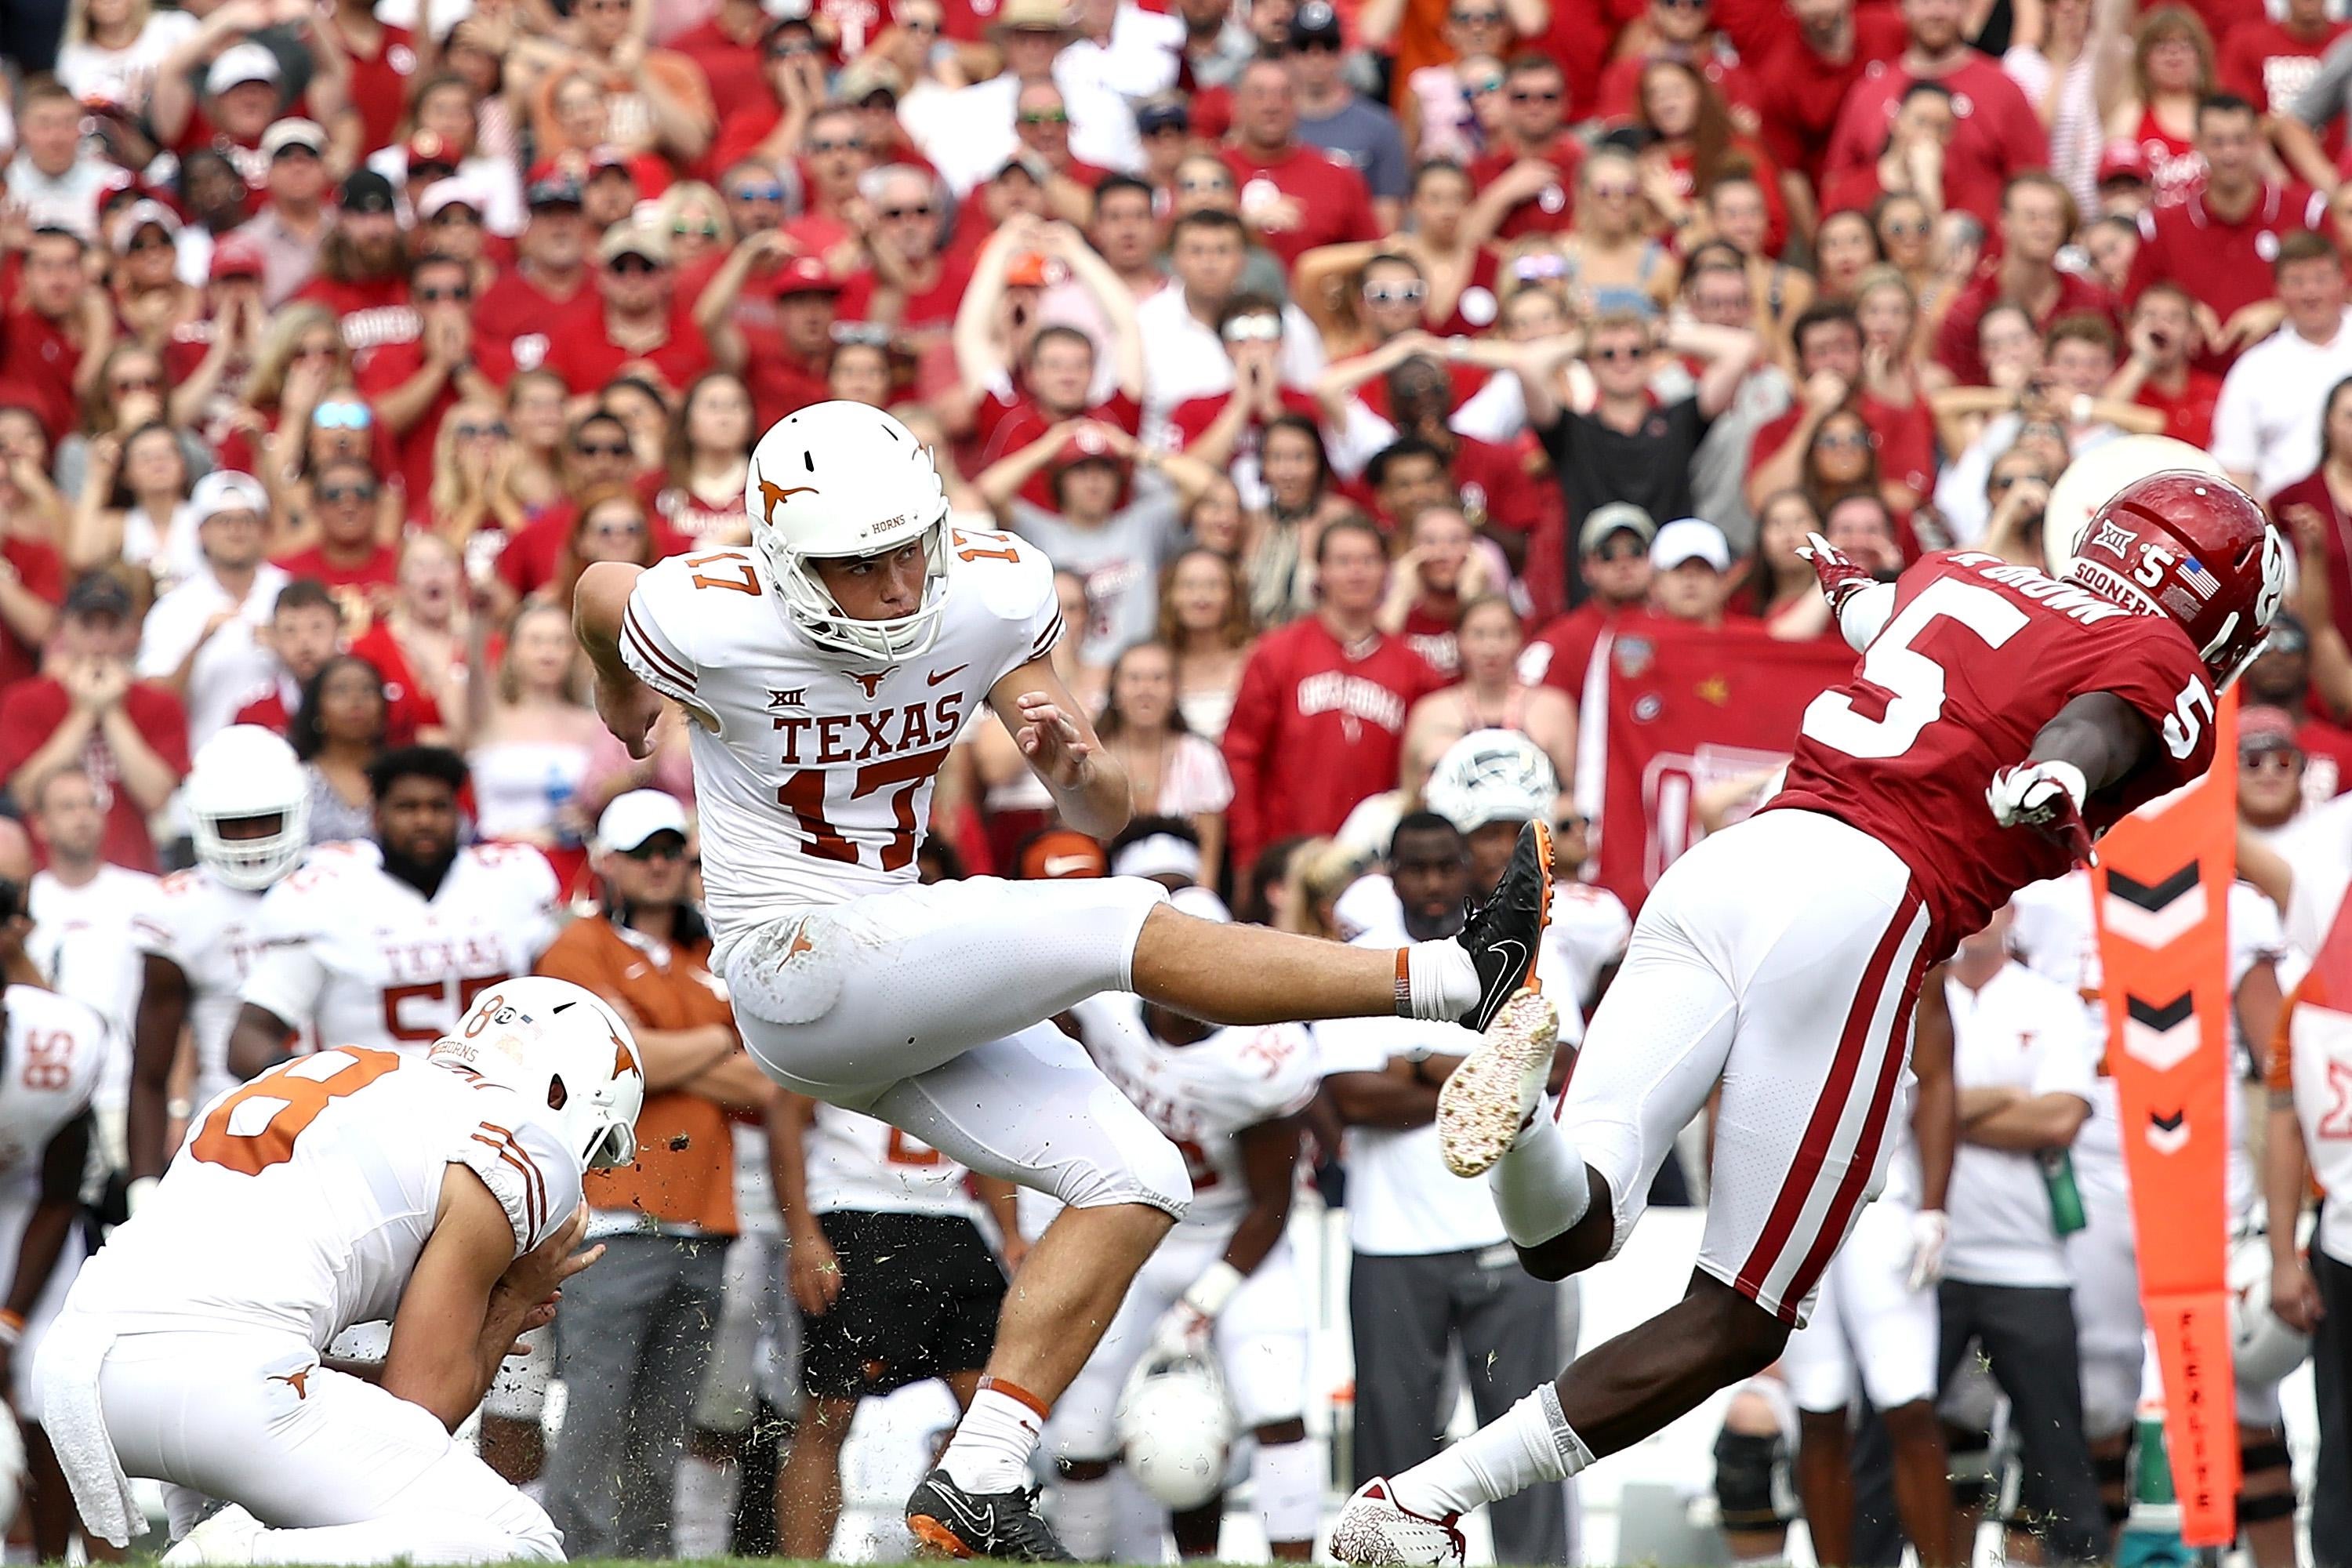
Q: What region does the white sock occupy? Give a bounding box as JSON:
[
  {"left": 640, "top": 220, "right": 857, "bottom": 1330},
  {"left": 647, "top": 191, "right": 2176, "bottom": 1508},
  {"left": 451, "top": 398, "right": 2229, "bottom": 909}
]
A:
[
  {"left": 1489, "top": 1109, "right": 1590, "bottom": 1247},
  {"left": 672, "top": 1450, "right": 739, "bottom": 1559},
  {"left": 1398, "top": 941, "right": 1482, "bottom": 1021},
  {"left": 1050, "top": 1471, "right": 1117, "bottom": 1561},
  {"left": 1254, "top": 1439, "right": 1322, "bottom": 1549},
  {"left": 938, "top": 1382, "right": 1048, "bottom": 1494},
  {"left": 1388, "top": 1385, "right": 1593, "bottom": 1519}
]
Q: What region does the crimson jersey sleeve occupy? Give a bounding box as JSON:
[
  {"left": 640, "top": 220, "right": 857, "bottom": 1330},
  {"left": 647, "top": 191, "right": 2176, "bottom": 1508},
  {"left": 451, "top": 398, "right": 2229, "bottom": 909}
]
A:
[{"left": 1769, "top": 550, "right": 2219, "bottom": 956}]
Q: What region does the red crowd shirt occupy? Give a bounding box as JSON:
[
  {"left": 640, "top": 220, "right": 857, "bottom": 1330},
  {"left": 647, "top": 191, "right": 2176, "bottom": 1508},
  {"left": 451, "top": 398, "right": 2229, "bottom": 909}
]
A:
[
  {"left": 834, "top": 252, "right": 976, "bottom": 334},
  {"left": 341, "top": 24, "right": 421, "bottom": 155},
  {"left": 1220, "top": 615, "right": 1445, "bottom": 867},
  {"left": 1770, "top": 550, "right": 2216, "bottom": 957},
  {"left": 2122, "top": 180, "right": 2325, "bottom": 339},
  {"left": 539, "top": 305, "right": 715, "bottom": 398},
  {"left": 668, "top": 17, "right": 767, "bottom": 118},
  {"left": 493, "top": 504, "right": 691, "bottom": 597},
  {"left": 1218, "top": 143, "right": 1381, "bottom": 269},
  {"left": 296, "top": 274, "right": 417, "bottom": 355},
  {"left": 1933, "top": 265, "right": 2120, "bottom": 387},
  {"left": 971, "top": 386, "right": 1143, "bottom": 509},
  {"left": 2223, "top": 18, "right": 2351, "bottom": 155},
  {"left": 635, "top": 469, "right": 749, "bottom": 550},
  {"left": 355, "top": 331, "right": 519, "bottom": 500},
  {"left": 0, "top": 535, "right": 63, "bottom": 691},
  {"left": 270, "top": 543, "right": 402, "bottom": 620},
  {"left": 1591, "top": 42, "right": 1762, "bottom": 125},
  {"left": 1747, "top": 6, "right": 1909, "bottom": 183},
  {"left": 0, "top": 305, "right": 82, "bottom": 442},
  {"left": 1822, "top": 56, "right": 2048, "bottom": 226},
  {"left": 1468, "top": 136, "right": 1584, "bottom": 243},
  {"left": 1748, "top": 391, "right": 1939, "bottom": 500},
  {"left": 0, "top": 677, "right": 189, "bottom": 873},
  {"left": 2132, "top": 367, "right": 2225, "bottom": 449},
  {"left": 475, "top": 267, "right": 593, "bottom": 374}
]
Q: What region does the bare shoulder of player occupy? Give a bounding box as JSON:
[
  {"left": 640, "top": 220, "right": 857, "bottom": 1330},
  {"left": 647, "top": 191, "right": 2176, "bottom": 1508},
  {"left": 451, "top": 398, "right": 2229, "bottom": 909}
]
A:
[{"left": 446, "top": 1079, "right": 586, "bottom": 1254}]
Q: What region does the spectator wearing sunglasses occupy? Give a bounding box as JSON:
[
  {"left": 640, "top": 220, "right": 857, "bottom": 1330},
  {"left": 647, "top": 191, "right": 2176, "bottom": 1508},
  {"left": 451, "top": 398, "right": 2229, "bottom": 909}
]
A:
[
  {"left": 1465, "top": 54, "right": 1582, "bottom": 243},
  {"left": 492, "top": 410, "right": 687, "bottom": 605},
  {"left": 1397, "top": 0, "right": 1515, "bottom": 162},
  {"left": 837, "top": 165, "right": 975, "bottom": 338},
  {"left": 542, "top": 223, "right": 713, "bottom": 402},
  {"left": 270, "top": 456, "right": 401, "bottom": 615},
  {"left": 2241, "top": 615, "right": 2352, "bottom": 806},
  {"left": 1285, "top": 2, "right": 1409, "bottom": 232},
  {"left": 358, "top": 253, "right": 514, "bottom": 503}
]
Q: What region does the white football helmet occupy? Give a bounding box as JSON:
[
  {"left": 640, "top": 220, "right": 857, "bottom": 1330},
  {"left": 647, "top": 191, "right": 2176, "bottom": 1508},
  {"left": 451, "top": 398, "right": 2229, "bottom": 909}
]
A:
[
  {"left": 1116, "top": 1349, "right": 1236, "bottom": 1509},
  {"left": 430, "top": 978, "right": 647, "bottom": 1171},
  {"left": 746, "top": 401, "right": 951, "bottom": 662},
  {"left": 2228, "top": 1233, "right": 2312, "bottom": 1384},
  {"left": 187, "top": 724, "right": 310, "bottom": 891},
  {"left": 1424, "top": 728, "right": 1559, "bottom": 834}
]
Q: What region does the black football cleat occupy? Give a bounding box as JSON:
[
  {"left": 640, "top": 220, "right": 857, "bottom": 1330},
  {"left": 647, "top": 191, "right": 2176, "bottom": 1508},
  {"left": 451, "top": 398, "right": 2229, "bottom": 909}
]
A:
[
  {"left": 1452, "top": 819, "right": 1554, "bottom": 1033},
  {"left": 906, "top": 1468, "right": 1075, "bottom": 1562}
]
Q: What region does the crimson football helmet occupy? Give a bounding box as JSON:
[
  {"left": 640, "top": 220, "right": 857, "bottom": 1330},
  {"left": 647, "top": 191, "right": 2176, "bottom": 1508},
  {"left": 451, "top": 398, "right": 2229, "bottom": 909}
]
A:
[{"left": 2067, "top": 470, "right": 2286, "bottom": 685}]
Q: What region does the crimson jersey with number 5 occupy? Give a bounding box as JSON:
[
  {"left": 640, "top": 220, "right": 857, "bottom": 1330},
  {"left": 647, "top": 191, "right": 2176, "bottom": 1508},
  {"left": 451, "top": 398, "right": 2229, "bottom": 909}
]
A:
[
  {"left": 1770, "top": 549, "right": 2219, "bottom": 957},
  {"left": 615, "top": 536, "right": 1061, "bottom": 945}
]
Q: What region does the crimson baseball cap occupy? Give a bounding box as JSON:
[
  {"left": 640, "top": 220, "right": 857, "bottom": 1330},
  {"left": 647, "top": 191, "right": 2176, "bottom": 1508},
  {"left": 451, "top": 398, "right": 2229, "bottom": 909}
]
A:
[
  {"left": 774, "top": 256, "right": 842, "bottom": 297},
  {"left": 2096, "top": 139, "right": 2151, "bottom": 186}
]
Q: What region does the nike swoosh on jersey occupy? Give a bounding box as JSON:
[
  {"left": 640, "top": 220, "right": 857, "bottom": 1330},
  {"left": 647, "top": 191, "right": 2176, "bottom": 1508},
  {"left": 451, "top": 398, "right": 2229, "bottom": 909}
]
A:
[{"left": 928, "top": 664, "right": 970, "bottom": 686}]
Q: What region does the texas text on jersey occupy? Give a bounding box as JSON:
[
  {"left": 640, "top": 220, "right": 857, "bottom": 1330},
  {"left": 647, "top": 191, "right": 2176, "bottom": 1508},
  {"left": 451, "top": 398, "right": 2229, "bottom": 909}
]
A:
[
  {"left": 238, "top": 840, "right": 561, "bottom": 1055},
  {"left": 616, "top": 536, "right": 1059, "bottom": 946},
  {"left": 1773, "top": 548, "right": 2220, "bottom": 957}
]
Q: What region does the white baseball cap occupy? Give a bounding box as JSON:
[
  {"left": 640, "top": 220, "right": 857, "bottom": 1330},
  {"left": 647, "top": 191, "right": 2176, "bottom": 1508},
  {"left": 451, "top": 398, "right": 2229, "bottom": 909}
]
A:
[
  {"left": 1111, "top": 832, "right": 1203, "bottom": 885},
  {"left": 597, "top": 789, "right": 689, "bottom": 853},
  {"left": 192, "top": 469, "right": 269, "bottom": 521},
  {"left": 206, "top": 41, "right": 283, "bottom": 96},
  {"left": 417, "top": 180, "right": 487, "bottom": 221},
  {"left": 1650, "top": 517, "right": 1731, "bottom": 572},
  {"left": 260, "top": 117, "right": 328, "bottom": 158}
]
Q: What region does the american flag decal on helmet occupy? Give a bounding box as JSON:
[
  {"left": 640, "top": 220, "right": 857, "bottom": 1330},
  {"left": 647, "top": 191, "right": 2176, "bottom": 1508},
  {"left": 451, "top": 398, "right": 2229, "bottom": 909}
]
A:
[{"left": 2179, "top": 557, "right": 2220, "bottom": 601}]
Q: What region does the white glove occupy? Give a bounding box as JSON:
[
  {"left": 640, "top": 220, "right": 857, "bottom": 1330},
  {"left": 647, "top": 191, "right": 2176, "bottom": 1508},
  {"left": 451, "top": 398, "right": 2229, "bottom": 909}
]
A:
[
  {"left": 1905, "top": 1208, "right": 1948, "bottom": 1292},
  {"left": 1986, "top": 759, "right": 2093, "bottom": 863},
  {"left": 1151, "top": 1260, "right": 1243, "bottom": 1360}
]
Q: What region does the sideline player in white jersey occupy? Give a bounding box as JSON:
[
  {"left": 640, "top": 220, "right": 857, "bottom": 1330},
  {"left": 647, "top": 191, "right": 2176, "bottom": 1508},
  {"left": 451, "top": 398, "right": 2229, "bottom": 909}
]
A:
[
  {"left": 223, "top": 746, "right": 560, "bottom": 1080},
  {"left": 771, "top": 1099, "right": 1017, "bottom": 1560},
  {"left": 24, "top": 767, "right": 154, "bottom": 1146},
  {"left": 2006, "top": 867, "right": 2297, "bottom": 1557},
  {"left": 0, "top": 983, "right": 108, "bottom": 1559},
  {"left": 35, "top": 978, "right": 643, "bottom": 1565},
  {"left": 126, "top": 727, "right": 310, "bottom": 1209},
  {"left": 573, "top": 401, "right": 1552, "bottom": 1559},
  {"left": 1051, "top": 887, "right": 1319, "bottom": 1563}
]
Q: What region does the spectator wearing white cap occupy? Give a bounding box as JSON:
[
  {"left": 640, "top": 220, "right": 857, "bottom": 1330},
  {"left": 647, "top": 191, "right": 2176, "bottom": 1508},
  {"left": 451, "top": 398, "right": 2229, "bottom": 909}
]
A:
[
  {"left": 230, "top": 118, "right": 334, "bottom": 307},
  {"left": 1109, "top": 815, "right": 1206, "bottom": 891},
  {"left": 535, "top": 789, "right": 771, "bottom": 1559},
  {"left": 135, "top": 470, "right": 291, "bottom": 751},
  {"left": 108, "top": 198, "right": 198, "bottom": 333},
  {"left": 1647, "top": 516, "right": 1742, "bottom": 629},
  {"left": 151, "top": 4, "right": 358, "bottom": 185}
]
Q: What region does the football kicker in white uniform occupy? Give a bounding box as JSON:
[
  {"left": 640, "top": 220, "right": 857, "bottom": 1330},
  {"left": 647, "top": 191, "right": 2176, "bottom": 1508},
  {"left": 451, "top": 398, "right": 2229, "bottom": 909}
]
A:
[
  {"left": 34, "top": 978, "right": 644, "bottom": 1566},
  {"left": 127, "top": 727, "right": 310, "bottom": 1207},
  {"left": 1051, "top": 889, "right": 1320, "bottom": 1561},
  {"left": 572, "top": 400, "right": 1555, "bottom": 1561}
]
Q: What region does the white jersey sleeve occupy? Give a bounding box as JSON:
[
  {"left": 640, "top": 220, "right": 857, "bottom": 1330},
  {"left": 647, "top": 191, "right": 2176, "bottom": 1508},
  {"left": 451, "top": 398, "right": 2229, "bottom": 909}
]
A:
[
  {"left": 238, "top": 869, "right": 334, "bottom": 1030},
  {"left": 949, "top": 526, "right": 1063, "bottom": 684},
  {"left": 619, "top": 555, "right": 711, "bottom": 712},
  {"left": 455, "top": 1086, "right": 586, "bottom": 1254}
]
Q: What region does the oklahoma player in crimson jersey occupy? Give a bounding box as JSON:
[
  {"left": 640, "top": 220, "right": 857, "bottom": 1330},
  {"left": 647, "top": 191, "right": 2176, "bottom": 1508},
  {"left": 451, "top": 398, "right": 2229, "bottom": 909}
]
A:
[{"left": 1330, "top": 470, "right": 2288, "bottom": 1566}]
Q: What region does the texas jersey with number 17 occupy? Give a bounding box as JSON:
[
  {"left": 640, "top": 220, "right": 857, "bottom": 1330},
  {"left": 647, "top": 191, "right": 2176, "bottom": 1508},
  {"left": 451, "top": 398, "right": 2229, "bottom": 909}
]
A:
[
  {"left": 1771, "top": 549, "right": 2220, "bottom": 957},
  {"left": 618, "top": 537, "right": 1062, "bottom": 941}
]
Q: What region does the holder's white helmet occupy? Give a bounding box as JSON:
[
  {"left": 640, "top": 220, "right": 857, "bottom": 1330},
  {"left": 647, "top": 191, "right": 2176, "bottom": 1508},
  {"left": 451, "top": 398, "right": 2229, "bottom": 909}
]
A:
[
  {"left": 187, "top": 724, "right": 310, "bottom": 890},
  {"left": 1116, "top": 1350, "right": 1235, "bottom": 1509},
  {"left": 746, "top": 401, "right": 951, "bottom": 662},
  {"left": 430, "top": 978, "right": 647, "bottom": 1171},
  {"left": 1425, "top": 728, "right": 1559, "bottom": 833}
]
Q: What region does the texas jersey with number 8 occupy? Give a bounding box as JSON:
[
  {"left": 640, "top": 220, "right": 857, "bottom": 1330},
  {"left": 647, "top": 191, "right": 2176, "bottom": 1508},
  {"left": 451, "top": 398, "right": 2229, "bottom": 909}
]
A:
[
  {"left": 617, "top": 538, "right": 1061, "bottom": 944},
  {"left": 1772, "top": 548, "right": 2220, "bottom": 959}
]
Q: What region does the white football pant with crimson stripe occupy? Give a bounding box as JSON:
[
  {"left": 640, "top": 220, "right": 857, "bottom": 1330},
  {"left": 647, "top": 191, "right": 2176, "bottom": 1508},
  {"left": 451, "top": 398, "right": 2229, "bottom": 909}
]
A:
[{"left": 1557, "top": 808, "right": 1931, "bottom": 1325}]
